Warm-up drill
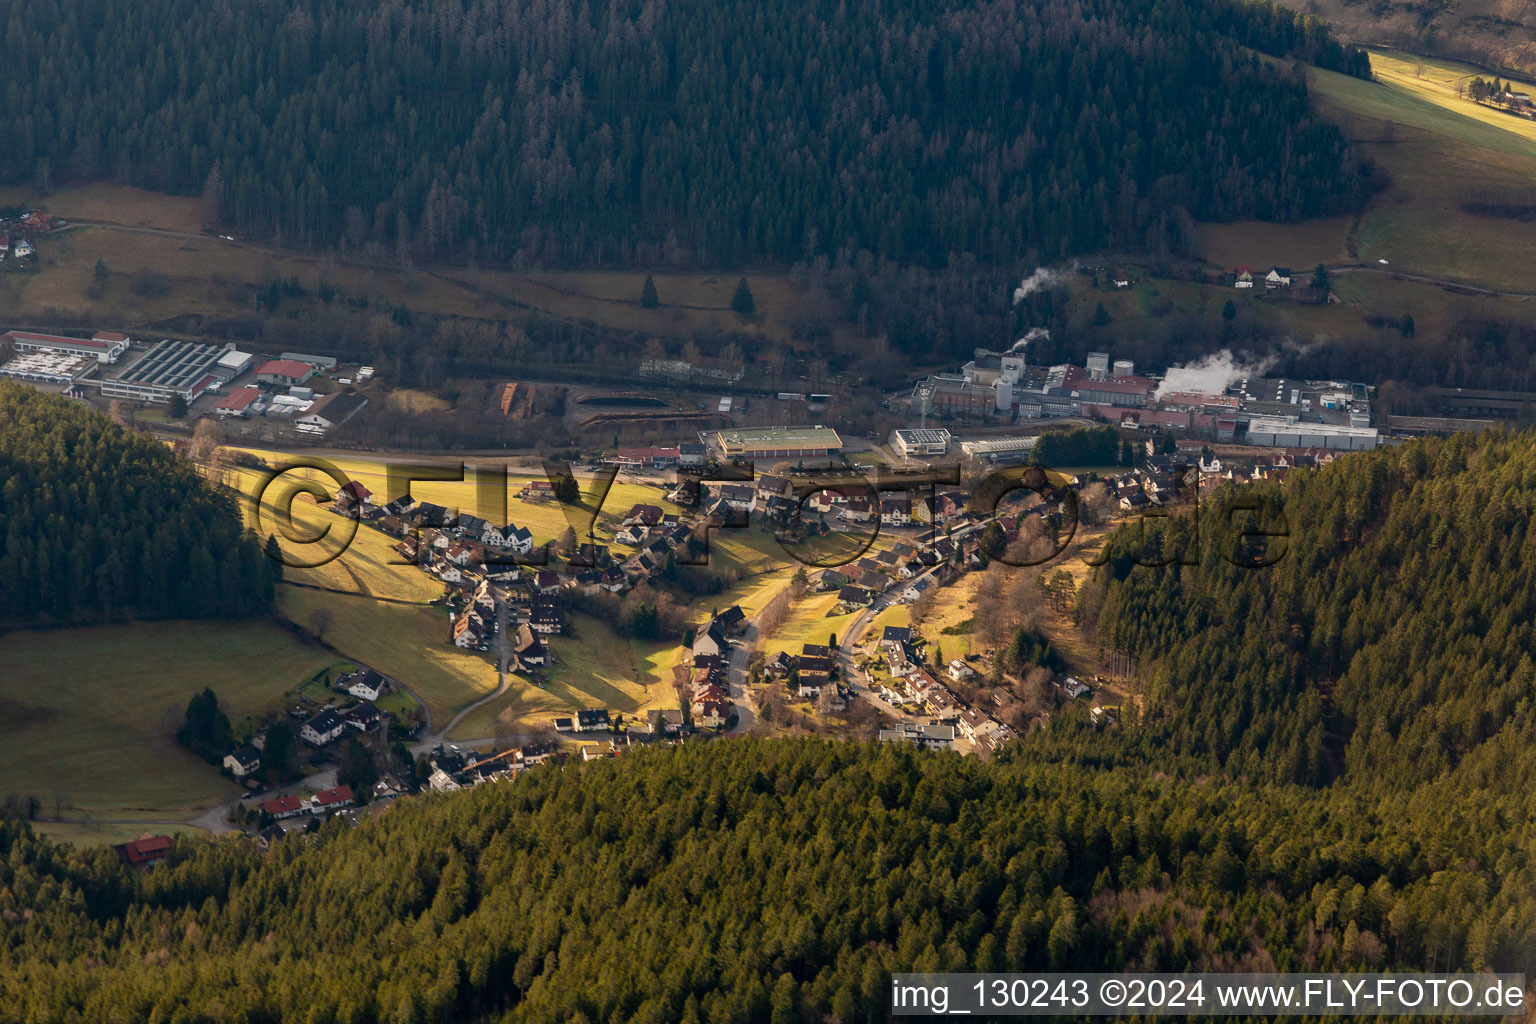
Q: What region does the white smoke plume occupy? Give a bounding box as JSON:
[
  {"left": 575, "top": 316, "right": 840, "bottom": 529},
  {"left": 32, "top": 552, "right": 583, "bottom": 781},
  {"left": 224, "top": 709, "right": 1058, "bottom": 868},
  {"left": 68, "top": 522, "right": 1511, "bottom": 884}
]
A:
[
  {"left": 1154, "top": 350, "right": 1276, "bottom": 400},
  {"left": 1012, "top": 264, "right": 1073, "bottom": 305},
  {"left": 1008, "top": 327, "right": 1050, "bottom": 354}
]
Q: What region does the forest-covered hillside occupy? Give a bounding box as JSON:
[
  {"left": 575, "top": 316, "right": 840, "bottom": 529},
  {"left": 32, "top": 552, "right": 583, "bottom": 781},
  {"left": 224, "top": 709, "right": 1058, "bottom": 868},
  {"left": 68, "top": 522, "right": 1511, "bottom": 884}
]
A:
[
  {"left": 0, "top": 381, "right": 274, "bottom": 625},
  {"left": 0, "top": 0, "right": 1368, "bottom": 267},
  {"left": 1085, "top": 429, "right": 1536, "bottom": 789},
  {"left": 5, "top": 431, "right": 1536, "bottom": 1021}
]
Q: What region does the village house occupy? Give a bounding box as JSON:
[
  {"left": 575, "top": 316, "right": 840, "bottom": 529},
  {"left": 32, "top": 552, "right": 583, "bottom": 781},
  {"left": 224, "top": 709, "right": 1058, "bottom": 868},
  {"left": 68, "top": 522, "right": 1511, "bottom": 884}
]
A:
[
  {"left": 529, "top": 602, "right": 565, "bottom": 635},
  {"left": 223, "top": 745, "right": 261, "bottom": 777},
  {"left": 879, "top": 496, "right": 912, "bottom": 527},
  {"left": 300, "top": 708, "right": 348, "bottom": 746},
  {"left": 574, "top": 708, "right": 612, "bottom": 733},
  {"left": 308, "top": 785, "right": 355, "bottom": 814},
  {"left": 1234, "top": 267, "right": 1254, "bottom": 289},
  {"left": 452, "top": 611, "right": 488, "bottom": 649},
  {"left": 755, "top": 474, "right": 792, "bottom": 503},
  {"left": 513, "top": 623, "right": 548, "bottom": 669},
  {"left": 715, "top": 482, "right": 757, "bottom": 513},
  {"left": 340, "top": 701, "right": 387, "bottom": 733},
  {"left": 693, "top": 620, "right": 730, "bottom": 658},
  {"left": 947, "top": 658, "right": 978, "bottom": 682},
  {"left": 335, "top": 668, "right": 388, "bottom": 702},
  {"left": 836, "top": 584, "right": 873, "bottom": 610},
  {"left": 114, "top": 834, "right": 177, "bottom": 868},
  {"left": 1265, "top": 267, "right": 1292, "bottom": 289},
  {"left": 715, "top": 605, "right": 747, "bottom": 635},
  {"left": 262, "top": 794, "right": 306, "bottom": 820},
  {"left": 901, "top": 577, "right": 936, "bottom": 603},
  {"left": 878, "top": 722, "right": 957, "bottom": 750},
  {"left": 691, "top": 685, "right": 733, "bottom": 728}
]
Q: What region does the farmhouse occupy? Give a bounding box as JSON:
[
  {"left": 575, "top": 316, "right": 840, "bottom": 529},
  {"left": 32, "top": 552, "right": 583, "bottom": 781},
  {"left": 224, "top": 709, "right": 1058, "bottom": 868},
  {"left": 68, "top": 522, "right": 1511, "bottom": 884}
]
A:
[
  {"left": 1265, "top": 267, "right": 1292, "bottom": 289},
  {"left": 114, "top": 834, "right": 176, "bottom": 868},
  {"left": 1234, "top": 267, "right": 1254, "bottom": 289}
]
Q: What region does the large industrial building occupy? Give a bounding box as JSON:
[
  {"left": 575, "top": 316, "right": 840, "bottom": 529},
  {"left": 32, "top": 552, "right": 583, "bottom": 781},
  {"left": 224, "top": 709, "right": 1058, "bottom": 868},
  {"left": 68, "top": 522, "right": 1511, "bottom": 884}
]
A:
[
  {"left": 1243, "top": 417, "right": 1379, "bottom": 450},
  {"left": 4, "top": 329, "right": 131, "bottom": 363},
  {"left": 889, "top": 428, "right": 951, "bottom": 457},
  {"left": 957, "top": 436, "right": 1040, "bottom": 462},
  {"left": 705, "top": 426, "right": 843, "bottom": 460},
  {"left": 0, "top": 350, "right": 99, "bottom": 384},
  {"left": 99, "top": 340, "right": 241, "bottom": 404}
]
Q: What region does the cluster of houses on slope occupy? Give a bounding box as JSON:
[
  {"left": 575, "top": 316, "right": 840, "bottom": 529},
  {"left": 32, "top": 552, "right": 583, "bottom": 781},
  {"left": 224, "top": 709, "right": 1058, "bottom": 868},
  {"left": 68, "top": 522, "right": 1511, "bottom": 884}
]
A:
[
  {"left": 222, "top": 668, "right": 397, "bottom": 782},
  {"left": 764, "top": 641, "right": 849, "bottom": 709},
  {"left": 424, "top": 707, "right": 695, "bottom": 791},
  {"left": 688, "top": 606, "right": 748, "bottom": 727},
  {"left": 694, "top": 472, "right": 971, "bottom": 532},
  {"left": 259, "top": 784, "right": 357, "bottom": 821},
  {"left": 874, "top": 626, "right": 1018, "bottom": 753}
]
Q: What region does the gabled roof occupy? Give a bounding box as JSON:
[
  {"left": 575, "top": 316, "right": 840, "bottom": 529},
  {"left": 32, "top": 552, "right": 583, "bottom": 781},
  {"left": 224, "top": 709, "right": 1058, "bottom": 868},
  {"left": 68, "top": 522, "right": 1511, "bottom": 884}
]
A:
[{"left": 256, "top": 359, "right": 315, "bottom": 378}]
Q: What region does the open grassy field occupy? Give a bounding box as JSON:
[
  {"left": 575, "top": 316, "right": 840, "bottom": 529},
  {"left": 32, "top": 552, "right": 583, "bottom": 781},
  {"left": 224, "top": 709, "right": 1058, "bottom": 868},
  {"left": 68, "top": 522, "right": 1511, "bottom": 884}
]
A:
[
  {"left": 0, "top": 182, "right": 831, "bottom": 350},
  {"left": 1194, "top": 52, "right": 1536, "bottom": 294},
  {"left": 1309, "top": 60, "right": 1536, "bottom": 292},
  {"left": 32, "top": 821, "right": 206, "bottom": 846},
  {"left": 760, "top": 591, "right": 865, "bottom": 657},
  {"left": 1365, "top": 49, "right": 1536, "bottom": 146},
  {"left": 0, "top": 620, "right": 334, "bottom": 818},
  {"left": 274, "top": 585, "right": 496, "bottom": 727},
  {"left": 442, "top": 616, "right": 682, "bottom": 739}
]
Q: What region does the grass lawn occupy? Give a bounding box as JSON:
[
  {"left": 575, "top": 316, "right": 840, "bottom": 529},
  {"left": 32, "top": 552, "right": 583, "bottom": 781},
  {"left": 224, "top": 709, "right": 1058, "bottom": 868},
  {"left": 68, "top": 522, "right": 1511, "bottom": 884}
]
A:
[
  {"left": 1365, "top": 49, "right": 1536, "bottom": 148},
  {"left": 915, "top": 574, "right": 983, "bottom": 659},
  {"left": 0, "top": 620, "right": 334, "bottom": 818},
  {"left": 1307, "top": 60, "right": 1536, "bottom": 291},
  {"left": 443, "top": 615, "right": 682, "bottom": 739},
  {"left": 760, "top": 591, "right": 864, "bottom": 657},
  {"left": 32, "top": 822, "right": 206, "bottom": 847},
  {"left": 275, "top": 585, "right": 497, "bottom": 727}
]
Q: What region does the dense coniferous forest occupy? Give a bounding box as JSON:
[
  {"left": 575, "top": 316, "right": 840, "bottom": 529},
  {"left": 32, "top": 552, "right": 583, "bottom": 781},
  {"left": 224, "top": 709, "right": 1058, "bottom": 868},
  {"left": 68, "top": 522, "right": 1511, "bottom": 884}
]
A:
[
  {"left": 5, "top": 432, "right": 1536, "bottom": 1019},
  {"left": 0, "top": 0, "right": 1367, "bottom": 268},
  {"left": 1087, "top": 429, "right": 1536, "bottom": 787},
  {"left": 0, "top": 382, "right": 274, "bottom": 625}
]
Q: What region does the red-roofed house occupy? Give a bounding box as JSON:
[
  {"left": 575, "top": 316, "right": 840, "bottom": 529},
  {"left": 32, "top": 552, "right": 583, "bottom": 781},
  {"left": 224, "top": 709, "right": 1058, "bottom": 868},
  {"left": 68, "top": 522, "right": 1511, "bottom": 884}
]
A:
[
  {"left": 309, "top": 785, "right": 355, "bottom": 812},
  {"left": 114, "top": 833, "right": 175, "bottom": 867},
  {"left": 262, "top": 794, "right": 305, "bottom": 819},
  {"left": 255, "top": 359, "right": 317, "bottom": 386}
]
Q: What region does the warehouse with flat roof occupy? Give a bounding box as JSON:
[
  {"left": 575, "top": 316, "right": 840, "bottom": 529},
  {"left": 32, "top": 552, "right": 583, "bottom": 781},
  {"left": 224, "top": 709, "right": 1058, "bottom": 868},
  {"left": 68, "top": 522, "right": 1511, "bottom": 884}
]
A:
[
  {"left": 0, "top": 350, "right": 99, "bottom": 384},
  {"left": 99, "top": 339, "right": 231, "bottom": 404},
  {"left": 958, "top": 435, "right": 1040, "bottom": 462},
  {"left": 890, "top": 428, "right": 952, "bottom": 457},
  {"left": 4, "top": 330, "right": 131, "bottom": 363},
  {"left": 705, "top": 426, "right": 843, "bottom": 459}
]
